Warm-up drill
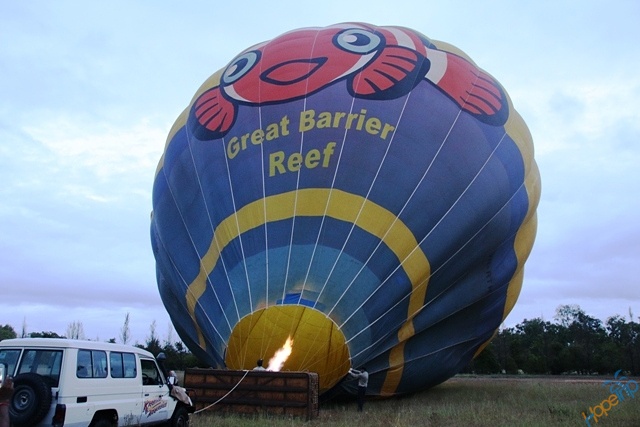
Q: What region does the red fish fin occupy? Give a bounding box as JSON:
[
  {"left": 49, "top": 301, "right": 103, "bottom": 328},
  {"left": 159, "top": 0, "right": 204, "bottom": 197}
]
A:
[
  {"left": 190, "top": 87, "right": 236, "bottom": 139},
  {"left": 431, "top": 52, "right": 507, "bottom": 125},
  {"left": 351, "top": 47, "right": 425, "bottom": 98}
]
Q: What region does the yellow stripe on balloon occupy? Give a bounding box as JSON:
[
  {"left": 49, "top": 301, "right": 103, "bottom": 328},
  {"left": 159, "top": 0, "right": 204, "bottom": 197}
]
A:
[
  {"left": 501, "top": 108, "right": 540, "bottom": 321},
  {"left": 472, "top": 103, "right": 541, "bottom": 359},
  {"left": 185, "top": 188, "right": 431, "bottom": 391}
]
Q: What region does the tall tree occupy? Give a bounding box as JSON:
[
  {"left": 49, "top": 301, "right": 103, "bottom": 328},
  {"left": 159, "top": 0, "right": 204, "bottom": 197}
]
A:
[
  {"left": 165, "top": 322, "right": 174, "bottom": 347},
  {"left": 145, "top": 320, "right": 162, "bottom": 356},
  {"left": 66, "top": 321, "right": 86, "bottom": 340},
  {"left": 21, "top": 317, "right": 28, "bottom": 338},
  {"left": 120, "top": 312, "right": 131, "bottom": 345}
]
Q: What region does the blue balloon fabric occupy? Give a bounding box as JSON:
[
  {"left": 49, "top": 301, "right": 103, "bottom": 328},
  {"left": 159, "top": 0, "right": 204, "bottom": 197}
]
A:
[{"left": 151, "top": 22, "right": 540, "bottom": 396}]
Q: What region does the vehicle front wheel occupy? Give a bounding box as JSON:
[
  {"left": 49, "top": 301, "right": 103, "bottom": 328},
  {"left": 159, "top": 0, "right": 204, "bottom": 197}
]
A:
[{"left": 169, "top": 406, "right": 190, "bottom": 427}]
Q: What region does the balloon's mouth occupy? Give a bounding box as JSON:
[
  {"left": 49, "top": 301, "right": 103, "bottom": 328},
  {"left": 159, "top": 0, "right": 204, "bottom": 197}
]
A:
[{"left": 225, "top": 305, "right": 350, "bottom": 393}]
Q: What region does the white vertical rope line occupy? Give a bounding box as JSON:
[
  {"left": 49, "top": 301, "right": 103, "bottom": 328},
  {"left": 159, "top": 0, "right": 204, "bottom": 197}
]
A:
[
  {"left": 347, "top": 171, "right": 523, "bottom": 360},
  {"left": 294, "top": 91, "right": 362, "bottom": 374},
  {"left": 305, "top": 85, "right": 365, "bottom": 309},
  {"left": 251, "top": 38, "right": 268, "bottom": 362},
  {"left": 243, "top": 108, "right": 270, "bottom": 362},
  {"left": 255, "top": 40, "right": 268, "bottom": 308},
  {"left": 323, "top": 82, "right": 457, "bottom": 319},
  {"left": 338, "top": 128, "right": 507, "bottom": 330},
  {"left": 257, "top": 102, "right": 270, "bottom": 358},
  {"left": 313, "top": 34, "right": 441, "bottom": 314},
  {"left": 182, "top": 128, "right": 237, "bottom": 334},
  {"left": 221, "top": 133, "right": 253, "bottom": 314},
  {"left": 172, "top": 127, "right": 250, "bottom": 368},
  {"left": 219, "top": 129, "right": 254, "bottom": 368},
  {"left": 280, "top": 26, "right": 325, "bottom": 306},
  {"left": 288, "top": 65, "right": 351, "bottom": 375},
  {"left": 259, "top": 113, "right": 269, "bottom": 309},
  {"left": 333, "top": 57, "right": 501, "bottom": 327},
  {"left": 302, "top": 28, "right": 432, "bottom": 367},
  {"left": 155, "top": 168, "right": 230, "bottom": 349},
  {"left": 328, "top": 107, "right": 457, "bottom": 325},
  {"left": 279, "top": 27, "right": 363, "bottom": 372},
  {"left": 279, "top": 28, "right": 327, "bottom": 346},
  {"left": 322, "top": 95, "right": 414, "bottom": 318},
  {"left": 299, "top": 23, "right": 371, "bottom": 299},
  {"left": 207, "top": 135, "right": 243, "bottom": 323},
  {"left": 297, "top": 30, "right": 419, "bottom": 369},
  {"left": 154, "top": 227, "right": 228, "bottom": 348},
  {"left": 247, "top": 28, "right": 327, "bottom": 365}
]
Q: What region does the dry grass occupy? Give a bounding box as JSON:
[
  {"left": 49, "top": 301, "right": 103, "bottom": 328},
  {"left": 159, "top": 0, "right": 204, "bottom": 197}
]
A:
[{"left": 188, "top": 375, "right": 640, "bottom": 427}]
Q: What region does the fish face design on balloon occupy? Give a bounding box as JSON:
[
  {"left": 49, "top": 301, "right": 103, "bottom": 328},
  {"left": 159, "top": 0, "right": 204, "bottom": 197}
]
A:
[{"left": 188, "top": 23, "right": 508, "bottom": 141}]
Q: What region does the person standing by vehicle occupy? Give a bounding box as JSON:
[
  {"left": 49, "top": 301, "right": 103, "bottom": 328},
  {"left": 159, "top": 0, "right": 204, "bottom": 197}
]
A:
[
  {"left": 349, "top": 367, "right": 368, "bottom": 412},
  {"left": 0, "top": 375, "right": 13, "bottom": 427}
]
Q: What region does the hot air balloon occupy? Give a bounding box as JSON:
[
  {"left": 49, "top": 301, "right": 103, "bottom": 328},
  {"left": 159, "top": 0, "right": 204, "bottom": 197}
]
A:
[{"left": 150, "top": 22, "right": 540, "bottom": 397}]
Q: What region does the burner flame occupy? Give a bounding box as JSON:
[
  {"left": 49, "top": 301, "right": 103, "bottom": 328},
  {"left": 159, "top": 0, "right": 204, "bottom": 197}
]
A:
[{"left": 267, "top": 336, "right": 293, "bottom": 371}]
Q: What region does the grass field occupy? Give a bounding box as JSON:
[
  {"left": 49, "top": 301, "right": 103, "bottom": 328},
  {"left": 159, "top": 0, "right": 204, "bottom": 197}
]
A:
[{"left": 187, "top": 375, "right": 640, "bottom": 427}]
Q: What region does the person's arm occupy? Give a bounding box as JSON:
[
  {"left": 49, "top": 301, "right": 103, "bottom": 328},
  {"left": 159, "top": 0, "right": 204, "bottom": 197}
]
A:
[{"left": 0, "top": 377, "right": 13, "bottom": 401}]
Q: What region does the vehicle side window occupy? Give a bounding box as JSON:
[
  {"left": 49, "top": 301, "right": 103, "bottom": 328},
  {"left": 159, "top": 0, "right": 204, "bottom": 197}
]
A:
[
  {"left": 0, "top": 349, "right": 21, "bottom": 377},
  {"left": 123, "top": 353, "right": 136, "bottom": 378},
  {"left": 140, "top": 358, "right": 163, "bottom": 385},
  {"left": 77, "top": 350, "right": 91, "bottom": 377},
  {"left": 16, "top": 349, "right": 63, "bottom": 387},
  {"left": 77, "top": 349, "right": 107, "bottom": 378},
  {"left": 110, "top": 352, "right": 124, "bottom": 378},
  {"left": 92, "top": 351, "right": 107, "bottom": 377},
  {"left": 110, "top": 352, "right": 136, "bottom": 378}
]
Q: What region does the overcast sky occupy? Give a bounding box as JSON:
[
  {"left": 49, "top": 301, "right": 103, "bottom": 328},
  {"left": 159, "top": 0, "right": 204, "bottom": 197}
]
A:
[{"left": 1, "top": 1, "right": 638, "bottom": 344}]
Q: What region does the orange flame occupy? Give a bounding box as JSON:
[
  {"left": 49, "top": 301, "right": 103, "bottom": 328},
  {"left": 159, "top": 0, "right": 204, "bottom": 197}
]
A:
[{"left": 267, "top": 336, "right": 293, "bottom": 371}]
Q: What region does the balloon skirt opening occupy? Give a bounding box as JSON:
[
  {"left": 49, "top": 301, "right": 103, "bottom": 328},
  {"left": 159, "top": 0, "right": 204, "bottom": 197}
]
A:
[{"left": 225, "top": 305, "right": 351, "bottom": 393}]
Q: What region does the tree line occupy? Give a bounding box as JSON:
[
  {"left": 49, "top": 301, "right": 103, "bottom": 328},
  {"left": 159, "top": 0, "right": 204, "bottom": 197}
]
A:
[
  {"left": 0, "top": 315, "right": 202, "bottom": 371},
  {"left": 3, "top": 304, "right": 639, "bottom": 376},
  {"left": 465, "top": 304, "right": 640, "bottom": 376}
]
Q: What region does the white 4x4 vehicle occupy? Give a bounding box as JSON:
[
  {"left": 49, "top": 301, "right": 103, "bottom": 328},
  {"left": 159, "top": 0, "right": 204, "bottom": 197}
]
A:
[{"left": 0, "top": 338, "right": 194, "bottom": 426}]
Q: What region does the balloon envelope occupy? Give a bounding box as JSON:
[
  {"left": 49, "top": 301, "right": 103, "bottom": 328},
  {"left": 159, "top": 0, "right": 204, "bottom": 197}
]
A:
[{"left": 151, "top": 22, "right": 540, "bottom": 396}]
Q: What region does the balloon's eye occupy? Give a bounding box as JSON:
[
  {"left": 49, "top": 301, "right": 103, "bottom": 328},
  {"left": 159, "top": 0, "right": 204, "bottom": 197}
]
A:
[
  {"left": 335, "top": 29, "right": 382, "bottom": 54},
  {"left": 223, "top": 51, "right": 260, "bottom": 85}
]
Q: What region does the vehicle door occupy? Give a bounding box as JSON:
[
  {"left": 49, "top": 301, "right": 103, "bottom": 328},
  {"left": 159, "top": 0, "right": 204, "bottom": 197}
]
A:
[{"left": 139, "top": 358, "right": 171, "bottom": 424}]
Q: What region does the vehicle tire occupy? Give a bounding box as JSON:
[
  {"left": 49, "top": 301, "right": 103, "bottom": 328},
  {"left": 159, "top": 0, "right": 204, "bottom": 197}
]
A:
[
  {"left": 9, "top": 373, "right": 53, "bottom": 427},
  {"left": 91, "top": 418, "right": 114, "bottom": 427},
  {"left": 169, "top": 406, "right": 190, "bottom": 427}
]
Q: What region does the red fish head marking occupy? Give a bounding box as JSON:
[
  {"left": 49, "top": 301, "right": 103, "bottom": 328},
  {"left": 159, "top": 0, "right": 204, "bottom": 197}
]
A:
[
  {"left": 221, "top": 24, "right": 385, "bottom": 104},
  {"left": 188, "top": 23, "right": 507, "bottom": 140}
]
